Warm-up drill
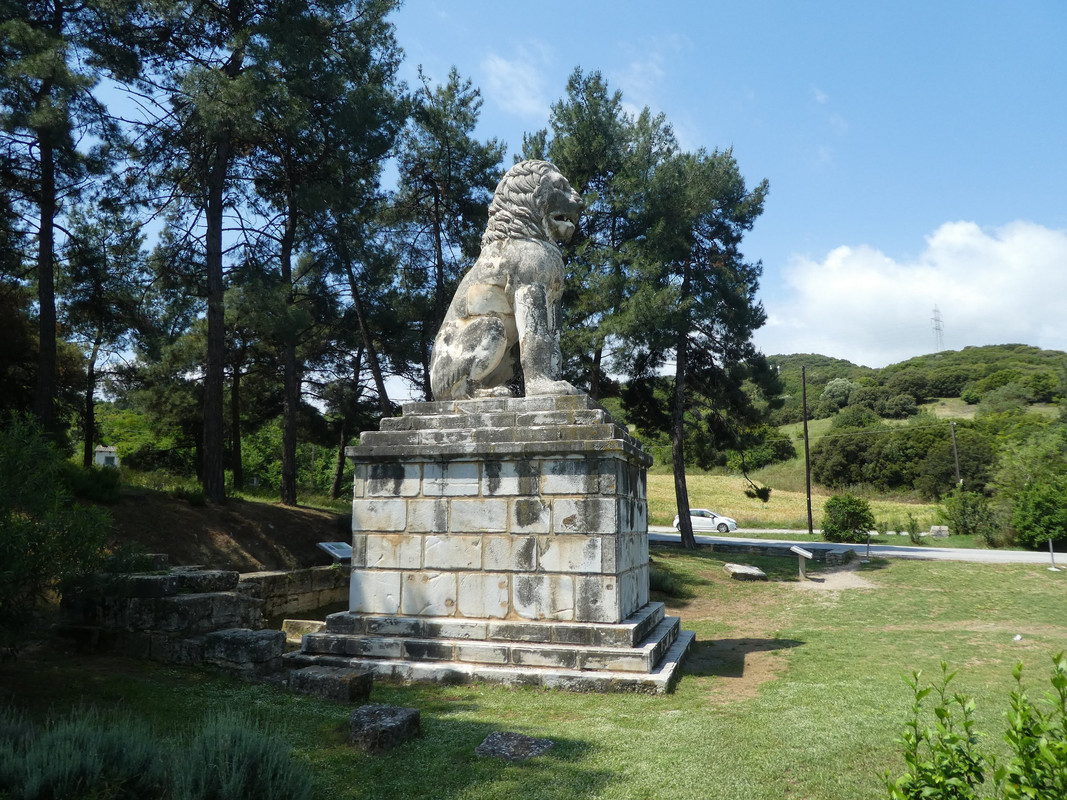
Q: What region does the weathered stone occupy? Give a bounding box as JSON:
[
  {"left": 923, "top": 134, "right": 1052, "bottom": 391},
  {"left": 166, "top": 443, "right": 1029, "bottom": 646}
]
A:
[
  {"left": 475, "top": 731, "right": 555, "bottom": 762},
  {"left": 423, "top": 461, "right": 480, "bottom": 496},
  {"left": 429, "top": 161, "right": 584, "bottom": 401},
  {"left": 328, "top": 393, "right": 689, "bottom": 692},
  {"left": 350, "top": 570, "right": 402, "bottom": 615},
  {"left": 349, "top": 704, "right": 420, "bottom": 752},
  {"left": 366, "top": 533, "right": 422, "bottom": 570},
  {"left": 288, "top": 665, "right": 372, "bottom": 703},
  {"left": 282, "top": 619, "right": 325, "bottom": 646},
  {"left": 367, "top": 463, "right": 421, "bottom": 497},
  {"left": 424, "top": 534, "right": 482, "bottom": 570},
  {"left": 723, "top": 563, "right": 768, "bottom": 581},
  {"left": 351, "top": 498, "right": 407, "bottom": 532},
  {"left": 401, "top": 572, "right": 457, "bottom": 617},
  {"left": 175, "top": 569, "right": 239, "bottom": 593},
  {"left": 203, "top": 628, "right": 284, "bottom": 664}
]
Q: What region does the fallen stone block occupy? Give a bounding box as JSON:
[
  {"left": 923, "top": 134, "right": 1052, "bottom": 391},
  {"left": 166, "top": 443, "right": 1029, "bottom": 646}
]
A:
[
  {"left": 475, "top": 731, "right": 554, "bottom": 761},
  {"left": 349, "top": 704, "right": 420, "bottom": 752},
  {"left": 723, "top": 563, "right": 767, "bottom": 581},
  {"left": 288, "top": 665, "right": 372, "bottom": 703},
  {"left": 282, "top": 619, "right": 326, "bottom": 646}
]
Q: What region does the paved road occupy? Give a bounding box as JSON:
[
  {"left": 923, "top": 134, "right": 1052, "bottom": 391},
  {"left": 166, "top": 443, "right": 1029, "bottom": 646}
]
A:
[{"left": 647, "top": 526, "right": 1065, "bottom": 566}]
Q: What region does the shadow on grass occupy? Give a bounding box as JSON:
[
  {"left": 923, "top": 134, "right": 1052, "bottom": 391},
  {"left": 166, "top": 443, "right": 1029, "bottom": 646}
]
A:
[
  {"left": 2, "top": 645, "right": 614, "bottom": 800},
  {"left": 683, "top": 637, "right": 805, "bottom": 679},
  {"left": 333, "top": 715, "right": 610, "bottom": 800}
]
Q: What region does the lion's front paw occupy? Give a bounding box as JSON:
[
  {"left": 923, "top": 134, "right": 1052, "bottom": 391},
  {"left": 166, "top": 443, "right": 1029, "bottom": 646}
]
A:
[{"left": 526, "top": 378, "right": 583, "bottom": 397}]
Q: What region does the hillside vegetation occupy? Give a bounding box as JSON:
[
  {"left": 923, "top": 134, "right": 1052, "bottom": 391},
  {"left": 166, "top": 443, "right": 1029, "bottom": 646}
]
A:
[{"left": 629, "top": 345, "right": 1067, "bottom": 547}]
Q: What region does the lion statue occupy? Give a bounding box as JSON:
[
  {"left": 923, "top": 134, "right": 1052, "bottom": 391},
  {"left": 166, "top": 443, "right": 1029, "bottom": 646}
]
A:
[{"left": 429, "top": 160, "right": 585, "bottom": 401}]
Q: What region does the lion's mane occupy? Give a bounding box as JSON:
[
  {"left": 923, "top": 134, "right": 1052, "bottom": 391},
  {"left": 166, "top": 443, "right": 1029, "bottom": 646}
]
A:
[{"left": 481, "top": 160, "right": 564, "bottom": 246}]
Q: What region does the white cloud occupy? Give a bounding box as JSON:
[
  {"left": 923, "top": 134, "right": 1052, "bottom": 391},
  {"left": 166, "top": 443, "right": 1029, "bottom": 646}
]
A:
[
  {"left": 754, "top": 221, "right": 1067, "bottom": 366},
  {"left": 481, "top": 48, "right": 553, "bottom": 120},
  {"left": 812, "top": 86, "right": 829, "bottom": 104}
]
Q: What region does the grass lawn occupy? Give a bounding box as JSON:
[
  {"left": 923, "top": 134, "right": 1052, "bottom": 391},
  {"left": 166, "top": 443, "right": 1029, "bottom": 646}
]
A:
[
  {"left": 4, "top": 551, "right": 1065, "bottom": 799},
  {"left": 647, "top": 472, "right": 938, "bottom": 531}
]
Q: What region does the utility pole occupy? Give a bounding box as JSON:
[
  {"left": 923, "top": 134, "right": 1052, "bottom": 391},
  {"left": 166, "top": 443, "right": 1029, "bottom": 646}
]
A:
[
  {"left": 950, "top": 421, "right": 962, "bottom": 487},
  {"left": 802, "top": 366, "right": 813, "bottom": 535}
]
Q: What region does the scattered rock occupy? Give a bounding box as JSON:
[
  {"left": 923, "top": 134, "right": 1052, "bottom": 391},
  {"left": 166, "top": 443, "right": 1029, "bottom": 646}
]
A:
[
  {"left": 475, "top": 731, "right": 555, "bottom": 761},
  {"left": 349, "top": 704, "right": 420, "bottom": 752},
  {"left": 723, "top": 563, "right": 767, "bottom": 581}
]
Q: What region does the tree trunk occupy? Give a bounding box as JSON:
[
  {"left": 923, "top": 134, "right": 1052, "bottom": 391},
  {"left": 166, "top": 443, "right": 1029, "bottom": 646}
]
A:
[
  {"left": 230, "top": 363, "right": 243, "bottom": 491},
  {"left": 202, "top": 134, "right": 230, "bottom": 504},
  {"left": 280, "top": 205, "right": 299, "bottom": 506},
  {"left": 420, "top": 326, "right": 432, "bottom": 401},
  {"left": 671, "top": 339, "right": 695, "bottom": 549},
  {"left": 342, "top": 260, "right": 391, "bottom": 416},
  {"left": 432, "top": 183, "right": 446, "bottom": 325},
  {"left": 672, "top": 259, "right": 696, "bottom": 549},
  {"left": 590, "top": 343, "right": 603, "bottom": 400},
  {"left": 34, "top": 136, "right": 58, "bottom": 435},
  {"left": 81, "top": 332, "right": 102, "bottom": 468},
  {"left": 330, "top": 418, "right": 348, "bottom": 500}
]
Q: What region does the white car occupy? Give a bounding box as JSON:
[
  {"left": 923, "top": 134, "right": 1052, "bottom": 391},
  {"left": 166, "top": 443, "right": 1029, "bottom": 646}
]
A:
[{"left": 673, "top": 508, "right": 739, "bottom": 533}]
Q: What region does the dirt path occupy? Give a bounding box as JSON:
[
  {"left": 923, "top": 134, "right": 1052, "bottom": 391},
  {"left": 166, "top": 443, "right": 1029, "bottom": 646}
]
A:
[{"left": 674, "top": 561, "right": 879, "bottom": 703}]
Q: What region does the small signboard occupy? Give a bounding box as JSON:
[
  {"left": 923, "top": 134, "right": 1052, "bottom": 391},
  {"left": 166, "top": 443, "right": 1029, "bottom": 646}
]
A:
[
  {"left": 317, "top": 541, "right": 353, "bottom": 563},
  {"left": 789, "top": 545, "right": 813, "bottom": 580}
]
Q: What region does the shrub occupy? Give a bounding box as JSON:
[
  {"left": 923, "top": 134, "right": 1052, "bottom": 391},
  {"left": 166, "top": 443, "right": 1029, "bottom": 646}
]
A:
[
  {"left": 1010, "top": 475, "right": 1067, "bottom": 549},
  {"left": 884, "top": 663, "right": 987, "bottom": 800},
  {"left": 821, "top": 493, "right": 876, "bottom": 543},
  {"left": 0, "top": 708, "right": 167, "bottom": 799},
  {"left": 939, "top": 488, "right": 994, "bottom": 540},
  {"left": 885, "top": 654, "right": 1067, "bottom": 800},
  {"left": 173, "top": 711, "right": 313, "bottom": 800},
  {"left": 60, "top": 461, "right": 121, "bottom": 503},
  {"left": 0, "top": 416, "right": 110, "bottom": 652},
  {"left": 648, "top": 564, "right": 681, "bottom": 597},
  {"left": 906, "top": 513, "right": 923, "bottom": 545}
]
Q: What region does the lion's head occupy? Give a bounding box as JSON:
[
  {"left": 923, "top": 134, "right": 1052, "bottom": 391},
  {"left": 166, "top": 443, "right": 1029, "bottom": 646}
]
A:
[{"left": 482, "top": 160, "right": 583, "bottom": 247}]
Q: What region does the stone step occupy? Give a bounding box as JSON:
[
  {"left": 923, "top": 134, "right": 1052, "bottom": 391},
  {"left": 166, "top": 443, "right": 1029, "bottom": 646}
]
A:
[
  {"left": 349, "top": 436, "right": 651, "bottom": 465},
  {"left": 380, "top": 409, "right": 612, "bottom": 432},
  {"left": 323, "top": 602, "right": 666, "bottom": 648},
  {"left": 301, "top": 615, "right": 680, "bottom": 674},
  {"left": 362, "top": 423, "right": 635, "bottom": 450},
  {"left": 284, "top": 629, "right": 696, "bottom": 694},
  {"left": 400, "top": 395, "right": 608, "bottom": 418}
]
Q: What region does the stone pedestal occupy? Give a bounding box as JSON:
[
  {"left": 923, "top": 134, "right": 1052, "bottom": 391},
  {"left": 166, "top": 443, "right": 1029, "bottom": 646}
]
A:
[{"left": 287, "top": 394, "right": 693, "bottom": 692}]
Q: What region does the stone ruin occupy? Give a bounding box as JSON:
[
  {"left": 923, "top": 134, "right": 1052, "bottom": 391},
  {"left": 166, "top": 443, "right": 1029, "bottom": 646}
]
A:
[
  {"left": 286, "top": 394, "right": 693, "bottom": 692},
  {"left": 287, "top": 160, "right": 693, "bottom": 692}
]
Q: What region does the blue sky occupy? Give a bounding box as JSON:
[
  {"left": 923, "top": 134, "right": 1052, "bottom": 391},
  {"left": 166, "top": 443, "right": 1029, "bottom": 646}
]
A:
[{"left": 390, "top": 0, "right": 1067, "bottom": 367}]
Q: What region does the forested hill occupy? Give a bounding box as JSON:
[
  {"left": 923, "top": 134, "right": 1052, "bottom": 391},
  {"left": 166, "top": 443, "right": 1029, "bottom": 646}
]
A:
[{"left": 766, "top": 344, "right": 1066, "bottom": 425}]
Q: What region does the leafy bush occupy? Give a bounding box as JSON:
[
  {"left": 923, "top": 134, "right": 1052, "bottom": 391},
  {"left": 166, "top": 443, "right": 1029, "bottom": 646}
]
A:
[
  {"left": 1000, "top": 655, "right": 1067, "bottom": 798},
  {"left": 885, "top": 654, "right": 1067, "bottom": 800},
  {"left": 905, "top": 513, "right": 922, "bottom": 545},
  {"left": 0, "top": 416, "right": 110, "bottom": 652},
  {"left": 885, "top": 663, "right": 987, "bottom": 800},
  {"left": 60, "top": 461, "right": 122, "bottom": 503},
  {"left": 1010, "top": 475, "right": 1067, "bottom": 549},
  {"left": 173, "top": 711, "right": 313, "bottom": 800},
  {"left": 821, "top": 493, "right": 876, "bottom": 543},
  {"left": 939, "top": 488, "right": 994, "bottom": 540},
  {"left": 0, "top": 708, "right": 167, "bottom": 799}
]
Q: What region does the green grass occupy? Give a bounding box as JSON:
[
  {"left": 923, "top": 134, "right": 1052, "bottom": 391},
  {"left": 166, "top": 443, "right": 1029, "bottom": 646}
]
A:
[{"left": 5, "top": 553, "right": 1065, "bottom": 799}]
